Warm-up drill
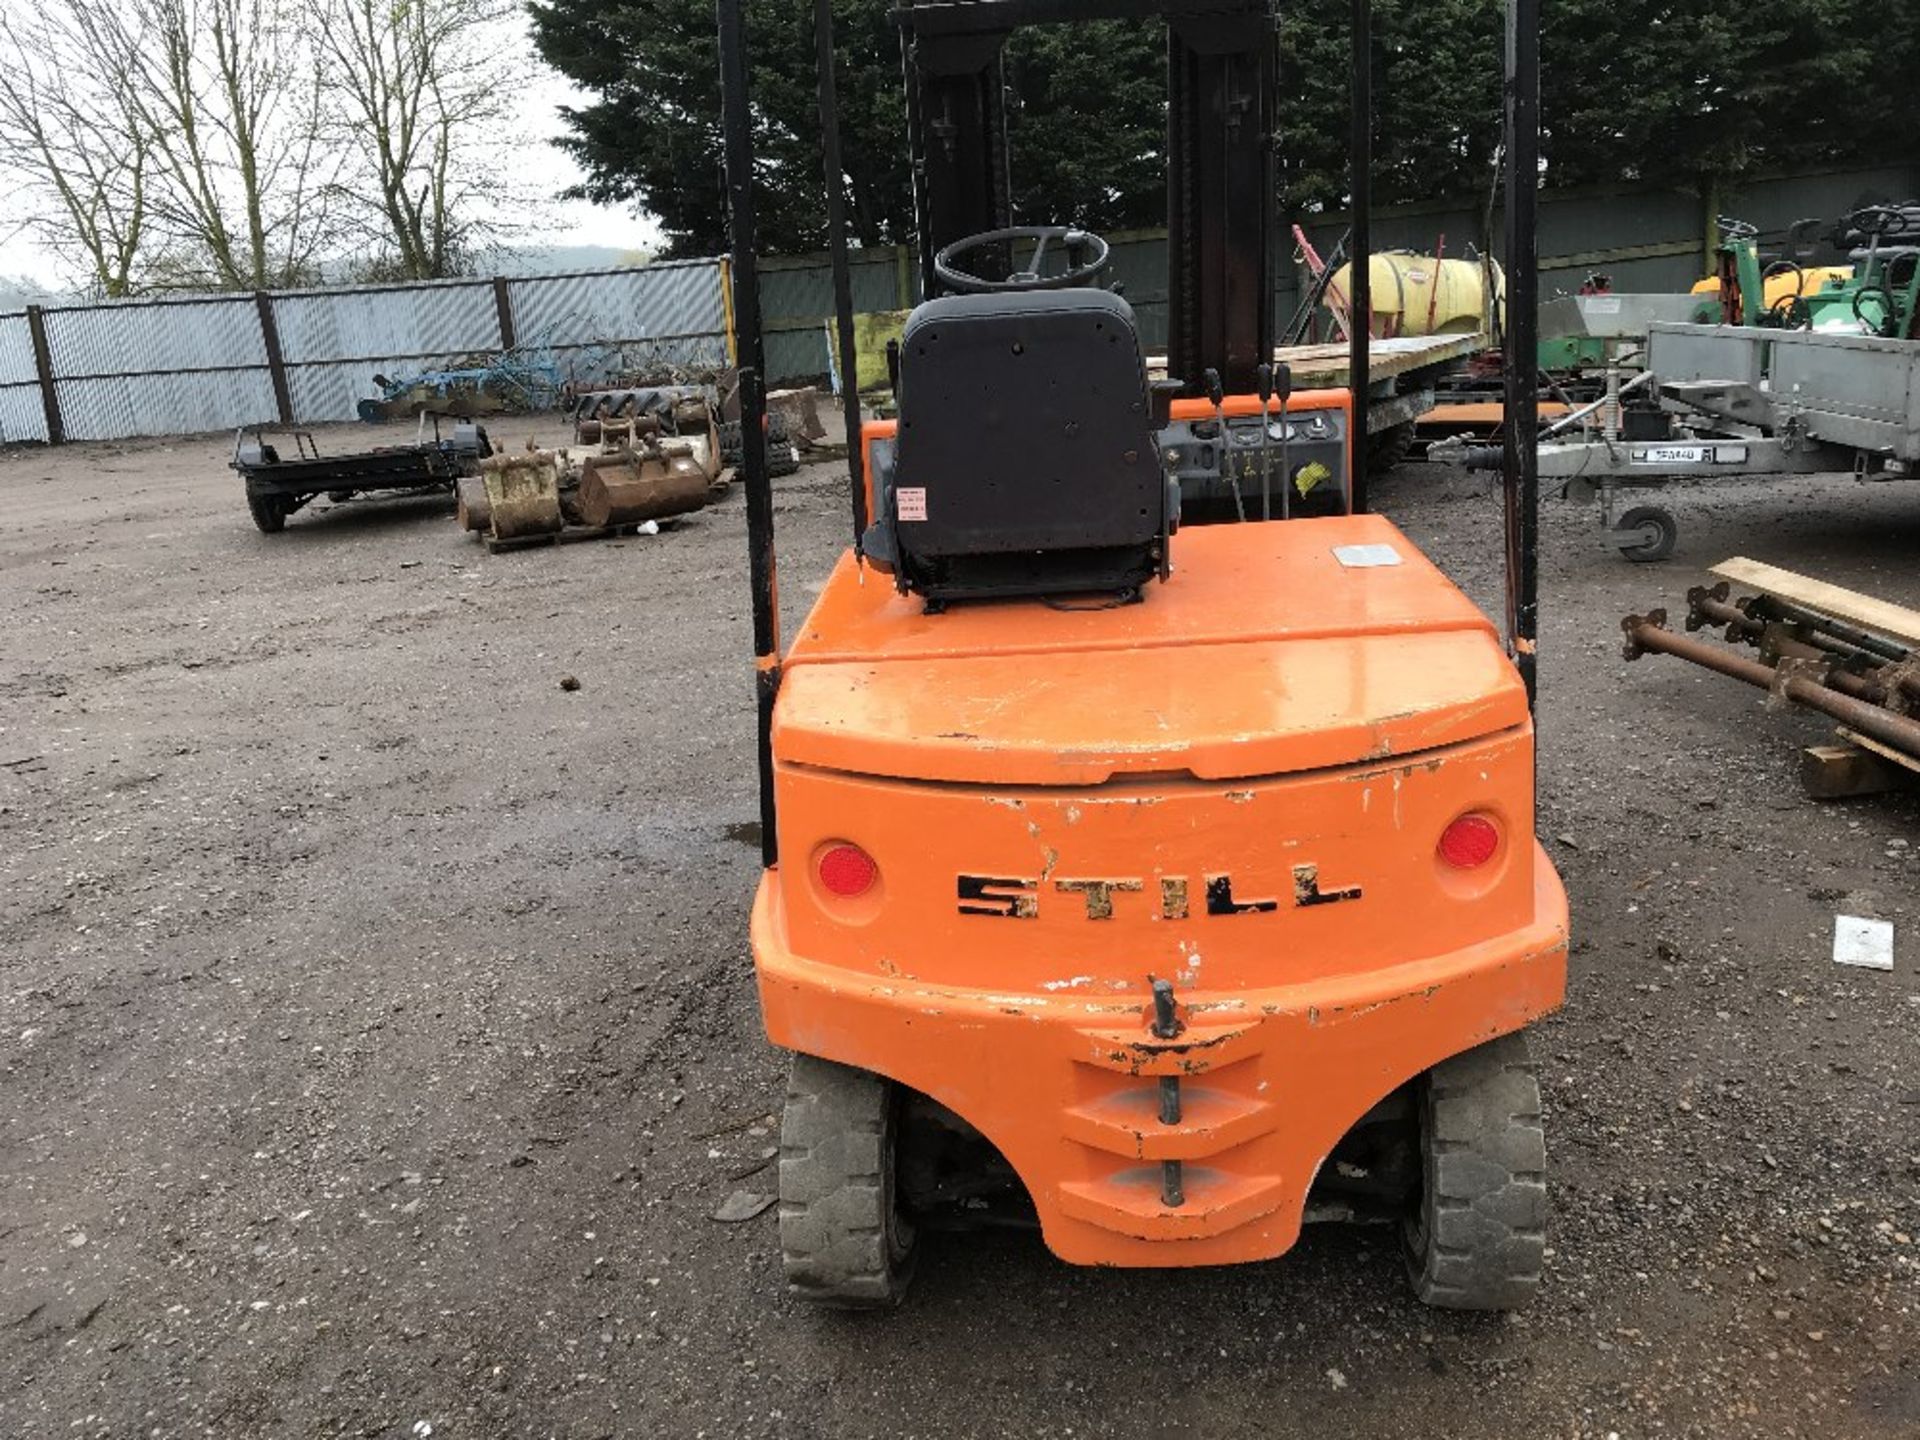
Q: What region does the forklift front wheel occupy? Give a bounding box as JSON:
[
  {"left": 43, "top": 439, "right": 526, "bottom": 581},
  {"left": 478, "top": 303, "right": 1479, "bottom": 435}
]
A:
[
  {"left": 1402, "top": 1030, "right": 1548, "bottom": 1312},
  {"left": 246, "top": 492, "right": 289, "bottom": 534},
  {"left": 1614, "top": 505, "right": 1677, "bottom": 563},
  {"left": 778, "top": 1053, "right": 917, "bottom": 1308}
]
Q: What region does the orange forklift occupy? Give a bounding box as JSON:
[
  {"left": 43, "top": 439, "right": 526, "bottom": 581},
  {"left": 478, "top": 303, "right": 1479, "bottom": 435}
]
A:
[{"left": 718, "top": 0, "right": 1564, "bottom": 1309}]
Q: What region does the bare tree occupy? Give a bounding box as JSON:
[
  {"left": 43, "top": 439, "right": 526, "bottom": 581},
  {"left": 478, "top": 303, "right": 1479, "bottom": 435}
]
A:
[
  {"left": 309, "top": 0, "right": 517, "bottom": 280},
  {"left": 0, "top": 0, "right": 525, "bottom": 292},
  {"left": 0, "top": 7, "right": 151, "bottom": 296},
  {"left": 0, "top": 0, "right": 335, "bottom": 292},
  {"left": 120, "top": 0, "right": 337, "bottom": 289}
]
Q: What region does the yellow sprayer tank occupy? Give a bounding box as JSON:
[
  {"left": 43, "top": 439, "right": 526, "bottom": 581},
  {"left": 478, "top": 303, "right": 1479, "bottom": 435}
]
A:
[
  {"left": 1688, "top": 266, "right": 1853, "bottom": 312},
  {"left": 1327, "top": 252, "right": 1503, "bottom": 338}
]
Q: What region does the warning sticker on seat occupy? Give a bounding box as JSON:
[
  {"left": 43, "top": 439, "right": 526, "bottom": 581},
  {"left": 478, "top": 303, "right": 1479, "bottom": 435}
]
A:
[{"left": 897, "top": 487, "right": 928, "bottom": 522}]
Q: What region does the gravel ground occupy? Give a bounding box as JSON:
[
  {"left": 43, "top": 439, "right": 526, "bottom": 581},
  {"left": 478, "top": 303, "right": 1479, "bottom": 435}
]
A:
[{"left": 1, "top": 420, "right": 1916, "bottom": 1440}]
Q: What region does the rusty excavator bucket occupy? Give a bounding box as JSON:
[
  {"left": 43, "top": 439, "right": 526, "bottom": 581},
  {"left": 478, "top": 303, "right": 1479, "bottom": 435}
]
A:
[
  {"left": 478, "top": 448, "right": 566, "bottom": 542},
  {"left": 575, "top": 424, "right": 715, "bottom": 528}
]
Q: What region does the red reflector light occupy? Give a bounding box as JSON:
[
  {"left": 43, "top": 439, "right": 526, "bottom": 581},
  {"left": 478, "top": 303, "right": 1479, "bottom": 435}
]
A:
[
  {"left": 818, "top": 843, "right": 878, "bottom": 897},
  {"left": 1438, "top": 813, "right": 1501, "bottom": 870}
]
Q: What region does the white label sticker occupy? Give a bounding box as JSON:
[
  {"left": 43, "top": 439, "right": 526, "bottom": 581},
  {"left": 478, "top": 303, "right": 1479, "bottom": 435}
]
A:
[
  {"left": 1833, "top": 914, "right": 1894, "bottom": 971},
  {"left": 1633, "top": 445, "right": 1711, "bottom": 466},
  {"left": 1333, "top": 543, "right": 1402, "bottom": 568},
  {"left": 1585, "top": 296, "right": 1623, "bottom": 314},
  {"left": 896, "top": 486, "right": 928, "bottom": 521}
]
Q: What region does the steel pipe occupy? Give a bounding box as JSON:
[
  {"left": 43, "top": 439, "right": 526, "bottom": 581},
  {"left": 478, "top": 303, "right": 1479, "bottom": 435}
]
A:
[
  {"left": 1686, "top": 584, "right": 1920, "bottom": 697},
  {"left": 1743, "top": 595, "right": 1911, "bottom": 664},
  {"left": 1623, "top": 612, "right": 1920, "bottom": 761}
]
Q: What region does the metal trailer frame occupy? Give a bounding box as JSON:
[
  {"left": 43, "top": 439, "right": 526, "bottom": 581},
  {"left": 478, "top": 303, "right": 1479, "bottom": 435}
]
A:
[
  {"left": 1455, "top": 320, "right": 1920, "bottom": 560},
  {"left": 717, "top": 0, "right": 1544, "bottom": 867},
  {"left": 229, "top": 412, "right": 493, "bottom": 532}
]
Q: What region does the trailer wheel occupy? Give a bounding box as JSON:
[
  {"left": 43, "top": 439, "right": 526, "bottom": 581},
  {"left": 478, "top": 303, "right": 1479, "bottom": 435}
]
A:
[
  {"left": 1614, "top": 504, "right": 1676, "bottom": 562},
  {"left": 1403, "top": 1030, "right": 1547, "bottom": 1312},
  {"left": 246, "top": 492, "right": 289, "bottom": 534},
  {"left": 778, "top": 1053, "right": 916, "bottom": 1308},
  {"left": 1367, "top": 420, "right": 1418, "bottom": 478}
]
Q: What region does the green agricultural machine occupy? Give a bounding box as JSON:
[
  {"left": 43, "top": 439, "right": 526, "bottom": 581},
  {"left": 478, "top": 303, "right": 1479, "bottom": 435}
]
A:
[
  {"left": 1435, "top": 201, "right": 1920, "bottom": 561},
  {"left": 1713, "top": 206, "right": 1919, "bottom": 338}
]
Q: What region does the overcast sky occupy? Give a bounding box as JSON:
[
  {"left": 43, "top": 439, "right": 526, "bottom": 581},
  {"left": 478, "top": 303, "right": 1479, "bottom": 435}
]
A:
[{"left": 0, "top": 31, "right": 663, "bottom": 291}]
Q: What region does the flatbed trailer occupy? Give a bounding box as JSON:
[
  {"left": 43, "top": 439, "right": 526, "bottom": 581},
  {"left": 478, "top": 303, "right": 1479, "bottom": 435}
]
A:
[
  {"left": 231, "top": 415, "right": 492, "bottom": 534},
  {"left": 1280, "top": 332, "right": 1484, "bottom": 471},
  {"left": 1440, "top": 321, "right": 1920, "bottom": 559}
]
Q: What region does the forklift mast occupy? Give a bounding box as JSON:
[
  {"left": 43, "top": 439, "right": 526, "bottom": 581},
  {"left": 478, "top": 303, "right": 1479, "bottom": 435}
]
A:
[
  {"left": 897, "top": 0, "right": 1276, "bottom": 393},
  {"left": 719, "top": 0, "right": 1544, "bottom": 865}
]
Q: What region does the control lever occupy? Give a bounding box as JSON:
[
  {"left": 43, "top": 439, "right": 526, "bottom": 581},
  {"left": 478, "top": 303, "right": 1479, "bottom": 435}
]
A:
[{"left": 1203, "top": 367, "right": 1244, "bottom": 521}]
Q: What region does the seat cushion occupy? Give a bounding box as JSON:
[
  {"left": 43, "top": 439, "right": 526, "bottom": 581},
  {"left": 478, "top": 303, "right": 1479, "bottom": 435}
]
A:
[{"left": 892, "top": 289, "right": 1162, "bottom": 558}]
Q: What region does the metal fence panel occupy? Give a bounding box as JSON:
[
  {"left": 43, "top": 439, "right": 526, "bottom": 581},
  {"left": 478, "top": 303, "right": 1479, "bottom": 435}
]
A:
[
  {"left": 55, "top": 370, "right": 281, "bottom": 442},
  {"left": 44, "top": 297, "right": 264, "bottom": 378},
  {"left": 762, "top": 250, "right": 909, "bottom": 381},
  {"left": 509, "top": 263, "right": 725, "bottom": 353},
  {"left": 38, "top": 298, "right": 275, "bottom": 439},
  {"left": 0, "top": 311, "right": 39, "bottom": 385},
  {"left": 273, "top": 280, "right": 502, "bottom": 365},
  {"left": 0, "top": 387, "right": 47, "bottom": 444},
  {"left": 0, "top": 311, "right": 46, "bottom": 444}
]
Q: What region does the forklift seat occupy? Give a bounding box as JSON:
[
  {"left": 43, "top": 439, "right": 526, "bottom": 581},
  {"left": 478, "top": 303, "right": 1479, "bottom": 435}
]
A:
[{"left": 871, "top": 288, "right": 1172, "bottom": 603}]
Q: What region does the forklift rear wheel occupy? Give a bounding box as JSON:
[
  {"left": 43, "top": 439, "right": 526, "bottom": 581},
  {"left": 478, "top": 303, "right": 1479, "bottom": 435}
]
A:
[
  {"left": 1403, "top": 1030, "right": 1547, "bottom": 1312},
  {"left": 778, "top": 1053, "right": 916, "bottom": 1308},
  {"left": 246, "top": 492, "right": 289, "bottom": 534},
  {"left": 1614, "top": 504, "right": 1676, "bottom": 562}
]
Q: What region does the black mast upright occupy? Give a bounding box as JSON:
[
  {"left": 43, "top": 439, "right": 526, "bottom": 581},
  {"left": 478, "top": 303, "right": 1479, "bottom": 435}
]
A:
[
  {"left": 718, "top": 0, "right": 781, "bottom": 867},
  {"left": 1347, "top": 0, "right": 1371, "bottom": 513},
  {"left": 815, "top": 0, "right": 867, "bottom": 552},
  {"left": 1502, "top": 0, "right": 1540, "bottom": 707}
]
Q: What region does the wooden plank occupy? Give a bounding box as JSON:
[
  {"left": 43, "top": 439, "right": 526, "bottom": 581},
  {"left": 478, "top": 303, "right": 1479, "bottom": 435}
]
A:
[
  {"left": 1146, "top": 332, "right": 1483, "bottom": 389},
  {"left": 1711, "top": 557, "right": 1920, "bottom": 648},
  {"left": 1800, "top": 741, "right": 1914, "bottom": 799},
  {"left": 1837, "top": 727, "right": 1920, "bottom": 776},
  {"left": 1420, "top": 400, "right": 1571, "bottom": 426},
  {"left": 1273, "top": 332, "right": 1484, "bottom": 387}
]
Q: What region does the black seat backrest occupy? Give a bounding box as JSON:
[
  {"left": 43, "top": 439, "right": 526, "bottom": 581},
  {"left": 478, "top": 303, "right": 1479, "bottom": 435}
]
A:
[{"left": 875, "top": 288, "right": 1168, "bottom": 603}]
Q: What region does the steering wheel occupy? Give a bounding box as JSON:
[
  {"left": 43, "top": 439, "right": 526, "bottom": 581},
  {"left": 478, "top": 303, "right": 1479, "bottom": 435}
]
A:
[
  {"left": 1717, "top": 216, "right": 1758, "bottom": 243},
  {"left": 934, "top": 225, "right": 1112, "bottom": 295},
  {"left": 1846, "top": 205, "right": 1913, "bottom": 239}
]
